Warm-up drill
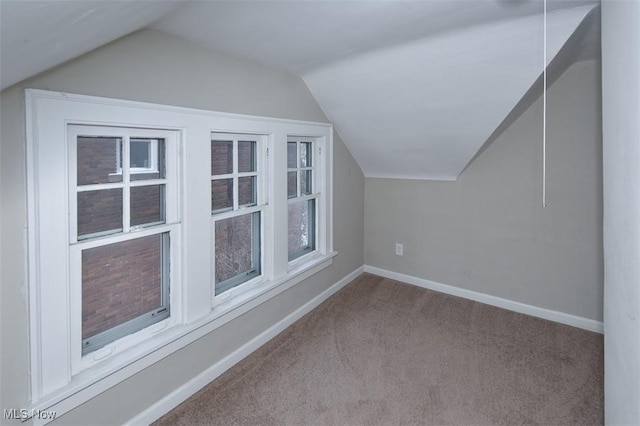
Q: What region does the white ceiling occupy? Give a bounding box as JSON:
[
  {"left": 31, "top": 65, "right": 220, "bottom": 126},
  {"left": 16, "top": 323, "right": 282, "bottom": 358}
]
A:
[
  {"left": 0, "top": 0, "right": 599, "bottom": 180},
  {"left": 303, "top": 5, "right": 597, "bottom": 179},
  {"left": 0, "top": 0, "right": 186, "bottom": 91}
]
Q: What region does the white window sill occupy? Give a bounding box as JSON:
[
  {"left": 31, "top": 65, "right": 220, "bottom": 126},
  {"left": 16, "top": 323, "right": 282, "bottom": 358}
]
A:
[{"left": 26, "top": 251, "right": 337, "bottom": 422}]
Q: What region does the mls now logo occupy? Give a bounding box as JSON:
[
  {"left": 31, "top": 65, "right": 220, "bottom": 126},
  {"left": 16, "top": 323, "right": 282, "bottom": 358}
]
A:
[
  {"left": 3, "top": 409, "right": 28, "bottom": 420},
  {"left": 4, "top": 408, "right": 57, "bottom": 421}
]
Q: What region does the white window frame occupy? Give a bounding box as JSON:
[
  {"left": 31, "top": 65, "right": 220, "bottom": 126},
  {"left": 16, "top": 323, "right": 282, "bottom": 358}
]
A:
[
  {"left": 68, "top": 125, "right": 180, "bottom": 372},
  {"left": 211, "top": 133, "right": 268, "bottom": 303},
  {"left": 287, "top": 138, "right": 319, "bottom": 263},
  {"left": 25, "top": 89, "right": 334, "bottom": 422}
]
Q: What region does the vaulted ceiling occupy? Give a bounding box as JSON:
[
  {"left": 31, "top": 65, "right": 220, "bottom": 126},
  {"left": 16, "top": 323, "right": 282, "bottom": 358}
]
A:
[{"left": 0, "top": 0, "right": 600, "bottom": 180}]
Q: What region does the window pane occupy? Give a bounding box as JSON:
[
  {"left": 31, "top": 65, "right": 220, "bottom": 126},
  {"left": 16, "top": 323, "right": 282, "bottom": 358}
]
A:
[
  {"left": 300, "top": 142, "right": 312, "bottom": 167},
  {"left": 288, "top": 199, "right": 315, "bottom": 260},
  {"left": 287, "top": 142, "right": 297, "bottom": 168},
  {"left": 77, "top": 136, "right": 122, "bottom": 185},
  {"left": 130, "top": 140, "right": 150, "bottom": 169},
  {"left": 211, "top": 140, "right": 233, "bottom": 175},
  {"left": 82, "top": 234, "right": 167, "bottom": 348},
  {"left": 215, "top": 212, "right": 260, "bottom": 291},
  {"left": 301, "top": 170, "right": 312, "bottom": 195},
  {"left": 78, "top": 189, "right": 123, "bottom": 239},
  {"left": 130, "top": 138, "right": 165, "bottom": 181},
  {"left": 287, "top": 171, "right": 297, "bottom": 198},
  {"left": 238, "top": 141, "right": 256, "bottom": 173},
  {"left": 238, "top": 176, "right": 256, "bottom": 207},
  {"left": 131, "top": 185, "right": 165, "bottom": 227},
  {"left": 212, "top": 178, "right": 233, "bottom": 212}
]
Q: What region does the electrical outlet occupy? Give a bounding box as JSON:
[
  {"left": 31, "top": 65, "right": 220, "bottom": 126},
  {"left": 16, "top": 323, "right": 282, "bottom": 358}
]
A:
[{"left": 395, "top": 243, "right": 403, "bottom": 256}]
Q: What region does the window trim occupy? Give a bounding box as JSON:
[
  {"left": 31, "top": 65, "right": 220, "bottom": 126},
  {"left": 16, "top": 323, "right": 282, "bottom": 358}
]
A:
[
  {"left": 77, "top": 233, "right": 171, "bottom": 357},
  {"left": 287, "top": 137, "right": 323, "bottom": 264},
  {"left": 211, "top": 133, "right": 267, "bottom": 299},
  {"left": 68, "top": 124, "right": 182, "bottom": 373},
  {"left": 25, "top": 89, "right": 334, "bottom": 419}
]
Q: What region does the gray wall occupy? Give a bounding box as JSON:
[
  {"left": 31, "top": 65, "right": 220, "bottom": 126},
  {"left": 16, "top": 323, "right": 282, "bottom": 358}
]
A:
[
  {"left": 0, "top": 29, "right": 364, "bottom": 424},
  {"left": 365, "top": 59, "right": 602, "bottom": 321},
  {"left": 602, "top": 1, "right": 640, "bottom": 424}
]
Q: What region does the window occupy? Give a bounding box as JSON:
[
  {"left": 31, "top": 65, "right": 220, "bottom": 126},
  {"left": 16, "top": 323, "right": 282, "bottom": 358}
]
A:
[
  {"left": 130, "top": 139, "right": 157, "bottom": 171},
  {"left": 79, "top": 234, "right": 169, "bottom": 354},
  {"left": 68, "top": 125, "right": 179, "bottom": 360},
  {"left": 115, "top": 138, "right": 160, "bottom": 175},
  {"left": 288, "top": 139, "right": 316, "bottom": 261},
  {"left": 211, "top": 134, "right": 265, "bottom": 295},
  {"left": 26, "top": 89, "right": 333, "bottom": 416}
]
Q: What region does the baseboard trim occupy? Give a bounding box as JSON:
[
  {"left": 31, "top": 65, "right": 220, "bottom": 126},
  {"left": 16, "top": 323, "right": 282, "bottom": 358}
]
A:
[
  {"left": 364, "top": 265, "right": 603, "bottom": 334},
  {"left": 126, "top": 266, "right": 364, "bottom": 425}
]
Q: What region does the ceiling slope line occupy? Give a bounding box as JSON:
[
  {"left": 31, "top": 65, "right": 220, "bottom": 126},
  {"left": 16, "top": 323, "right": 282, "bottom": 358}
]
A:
[
  {"left": 459, "top": 6, "right": 601, "bottom": 177},
  {"left": 303, "top": 4, "right": 598, "bottom": 181}
]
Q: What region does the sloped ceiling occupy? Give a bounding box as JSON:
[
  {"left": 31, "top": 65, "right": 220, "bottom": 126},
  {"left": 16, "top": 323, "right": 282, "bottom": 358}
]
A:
[
  {"left": 0, "top": 0, "right": 186, "bottom": 91},
  {"left": 0, "top": 0, "right": 599, "bottom": 180},
  {"left": 302, "top": 5, "right": 597, "bottom": 179}
]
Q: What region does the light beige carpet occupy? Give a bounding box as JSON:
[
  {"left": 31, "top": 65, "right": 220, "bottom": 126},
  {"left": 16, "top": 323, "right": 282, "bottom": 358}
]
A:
[{"left": 155, "top": 273, "right": 603, "bottom": 425}]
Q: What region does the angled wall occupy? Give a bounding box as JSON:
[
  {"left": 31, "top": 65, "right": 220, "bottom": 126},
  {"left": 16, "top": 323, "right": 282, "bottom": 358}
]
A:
[
  {"left": 0, "top": 29, "right": 364, "bottom": 424},
  {"left": 305, "top": 5, "right": 597, "bottom": 180},
  {"left": 365, "top": 58, "right": 602, "bottom": 322}
]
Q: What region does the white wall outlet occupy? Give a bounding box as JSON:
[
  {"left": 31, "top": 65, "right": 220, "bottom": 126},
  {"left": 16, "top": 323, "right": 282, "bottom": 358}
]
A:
[{"left": 395, "top": 243, "right": 403, "bottom": 256}]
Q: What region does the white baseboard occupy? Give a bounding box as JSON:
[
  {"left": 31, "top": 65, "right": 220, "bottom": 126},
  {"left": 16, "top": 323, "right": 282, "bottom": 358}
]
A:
[
  {"left": 364, "top": 265, "right": 604, "bottom": 334},
  {"left": 126, "top": 266, "right": 364, "bottom": 426},
  {"left": 127, "top": 263, "right": 601, "bottom": 425}
]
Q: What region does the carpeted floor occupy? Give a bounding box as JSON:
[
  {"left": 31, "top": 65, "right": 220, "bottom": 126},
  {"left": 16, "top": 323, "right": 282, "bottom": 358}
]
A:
[{"left": 154, "top": 273, "right": 604, "bottom": 425}]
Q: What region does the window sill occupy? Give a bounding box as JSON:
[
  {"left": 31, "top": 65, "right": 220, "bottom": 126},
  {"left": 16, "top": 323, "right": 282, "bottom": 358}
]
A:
[
  {"left": 214, "top": 251, "right": 337, "bottom": 314},
  {"left": 27, "top": 251, "right": 337, "bottom": 422}
]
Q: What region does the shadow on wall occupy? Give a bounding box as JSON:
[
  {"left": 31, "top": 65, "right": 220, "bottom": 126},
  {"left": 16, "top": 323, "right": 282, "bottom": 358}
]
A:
[{"left": 462, "top": 6, "right": 600, "bottom": 174}]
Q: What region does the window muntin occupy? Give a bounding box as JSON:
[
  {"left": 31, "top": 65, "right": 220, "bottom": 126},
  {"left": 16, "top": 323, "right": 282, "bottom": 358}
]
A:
[
  {"left": 74, "top": 134, "right": 167, "bottom": 240},
  {"left": 26, "top": 90, "right": 333, "bottom": 413},
  {"left": 211, "top": 134, "right": 264, "bottom": 295},
  {"left": 287, "top": 139, "right": 317, "bottom": 261},
  {"left": 69, "top": 125, "right": 178, "bottom": 356}
]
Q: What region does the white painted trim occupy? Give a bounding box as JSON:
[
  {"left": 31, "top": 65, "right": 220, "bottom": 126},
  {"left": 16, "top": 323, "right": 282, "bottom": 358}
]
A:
[
  {"left": 27, "top": 253, "right": 338, "bottom": 425},
  {"left": 364, "top": 265, "right": 604, "bottom": 334},
  {"left": 25, "top": 82, "right": 44, "bottom": 402},
  {"left": 26, "top": 88, "right": 332, "bottom": 128},
  {"left": 125, "top": 265, "right": 364, "bottom": 426},
  {"left": 24, "top": 88, "right": 336, "bottom": 423}
]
